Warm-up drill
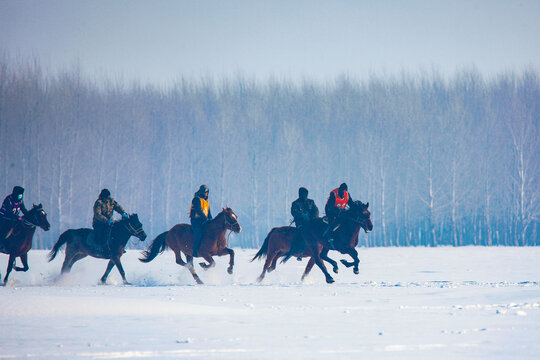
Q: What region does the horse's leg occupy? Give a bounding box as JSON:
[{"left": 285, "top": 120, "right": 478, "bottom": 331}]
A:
[
  {"left": 187, "top": 256, "right": 203, "bottom": 285},
  {"left": 320, "top": 248, "right": 339, "bottom": 274},
  {"left": 100, "top": 260, "right": 115, "bottom": 284},
  {"left": 307, "top": 244, "right": 335, "bottom": 284},
  {"left": 340, "top": 248, "right": 360, "bottom": 274},
  {"left": 174, "top": 250, "right": 186, "bottom": 266},
  {"left": 62, "top": 253, "right": 87, "bottom": 274},
  {"left": 267, "top": 252, "right": 281, "bottom": 272},
  {"left": 301, "top": 257, "right": 316, "bottom": 281},
  {"left": 61, "top": 244, "right": 78, "bottom": 274},
  {"left": 3, "top": 254, "right": 16, "bottom": 284},
  {"left": 14, "top": 253, "right": 29, "bottom": 272},
  {"left": 217, "top": 247, "right": 234, "bottom": 274},
  {"left": 110, "top": 256, "right": 130, "bottom": 285},
  {"left": 199, "top": 254, "right": 216, "bottom": 270},
  {"left": 257, "top": 251, "right": 279, "bottom": 282}
]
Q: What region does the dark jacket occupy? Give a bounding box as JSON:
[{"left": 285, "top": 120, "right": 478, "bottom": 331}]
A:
[
  {"left": 291, "top": 198, "right": 319, "bottom": 226},
  {"left": 0, "top": 195, "right": 28, "bottom": 221},
  {"left": 93, "top": 196, "right": 126, "bottom": 227}
]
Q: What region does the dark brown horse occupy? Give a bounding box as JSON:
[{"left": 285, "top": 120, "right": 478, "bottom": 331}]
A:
[
  {"left": 253, "top": 201, "right": 372, "bottom": 283},
  {"left": 0, "top": 204, "right": 50, "bottom": 285},
  {"left": 139, "top": 207, "right": 241, "bottom": 284},
  {"left": 48, "top": 214, "right": 147, "bottom": 285}
]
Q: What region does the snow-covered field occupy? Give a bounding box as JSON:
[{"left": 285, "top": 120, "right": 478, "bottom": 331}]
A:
[{"left": 1, "top": 247, "right": 539, "bottom": 359}]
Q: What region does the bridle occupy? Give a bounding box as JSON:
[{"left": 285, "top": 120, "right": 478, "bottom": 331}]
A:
[
  {"left": 224, "top": 214, "right": 239, "bottom": 230},
  {"left": 123, "top": 219, "right": 145, "bottom": 237},
  {"left": 342, "top": 207, "right": 370, "bottom": 228}
]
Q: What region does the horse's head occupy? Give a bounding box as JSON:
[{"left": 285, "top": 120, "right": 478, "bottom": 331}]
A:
[
  {"left": 222, "top": 207, "right": 242, "bottom": 234},
  {"left": 27, "top": 203, "right": 51, "bottom": 231},
  {"left": 123, "top": 213, "right": 147, "bottom": 241},
  {"left": 348, "top": 200, "right": 373, "bottom": 233}
]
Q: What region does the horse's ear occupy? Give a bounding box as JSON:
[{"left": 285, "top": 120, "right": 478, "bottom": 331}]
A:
[{"left": 366, "top": 202, "right": 369, "bottom": 208}]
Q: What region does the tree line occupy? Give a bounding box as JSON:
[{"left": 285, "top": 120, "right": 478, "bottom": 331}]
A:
[{"left": 0, "top": 57, "right": 538, "bottom": 248}]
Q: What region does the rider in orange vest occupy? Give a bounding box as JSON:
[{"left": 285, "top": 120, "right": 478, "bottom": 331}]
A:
[
  {"left": 190, "top": 185, "right": 212, "bottom": 257},
  {"left": 323, "top": 183, "right": 353, "bottom": 249}
]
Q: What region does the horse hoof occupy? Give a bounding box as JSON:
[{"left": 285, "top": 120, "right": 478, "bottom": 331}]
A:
[
  {"left": 123, "top": 281, "right": 132, "bottom": 286},
  {"left": 354, "top": 268, "right": 359, "bottom": 275},
  {"left": 326, "top": 277, "right": 335, "bottom": 284},
  {"left": 227, "top": 267, "right": 233, "bottom": 275},
  {"left": 333, "top": 267, "right": 339, "bottom": 274}
]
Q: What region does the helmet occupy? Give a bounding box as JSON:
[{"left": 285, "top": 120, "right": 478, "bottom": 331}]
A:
[{"left": 339, "top": 183, "right": 348, "bottom": 192}]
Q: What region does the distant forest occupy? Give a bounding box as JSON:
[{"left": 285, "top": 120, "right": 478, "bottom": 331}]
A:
[{"left": 1, "top": 58, "right": 538, "bottom": 249}]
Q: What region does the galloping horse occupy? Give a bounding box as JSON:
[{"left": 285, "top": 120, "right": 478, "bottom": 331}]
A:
[
  {"left": 298, "top": 200, "right": 373, "bottom": 279},
  {"left": 140, "top": 207, "right": 241, "bottom": 284},
  {"left": 48, "top": 214, "right": 147, "bottom": 285},
  {"left": 253, "top": 201, "right": 372, "bottom": 283},
  {"left": 0, "top": 204, "right": 50, "bottom": 285}
]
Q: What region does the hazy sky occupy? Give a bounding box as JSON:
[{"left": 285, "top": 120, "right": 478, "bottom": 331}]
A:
[{"left": 1, "top": 0, "right": 539, "bottom": 85}]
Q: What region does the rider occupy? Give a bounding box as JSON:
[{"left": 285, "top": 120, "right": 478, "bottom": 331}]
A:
[
  {"left": 190, "top": 185, "right": 212, "bottom": 257},
  {"left": 0, "top": 186, "right": 28, "bottom": 241},
  {"left": 323, "top": 183, "right": 354, "bottom": 249},
  {"left": 92, "top": 189, "right": 128, "bottom": 246},
  {"left": 290, "top": 187, "right": 319, "bottom": 260}
]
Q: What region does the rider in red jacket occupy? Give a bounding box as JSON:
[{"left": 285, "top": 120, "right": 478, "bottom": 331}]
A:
[{"left": 324, "top": 183, "right": 354, "bottom": 249}]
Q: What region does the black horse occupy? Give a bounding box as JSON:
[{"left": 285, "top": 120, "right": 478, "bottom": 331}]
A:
[
  {"left": 0, "top": 204, "right": 50, "bottom": 285},
  {"left": 310, "top": 200, "right": 373, "bottom": 276},
  {"left": 48, "top": 214, "right": 147, "bottom": 285}
]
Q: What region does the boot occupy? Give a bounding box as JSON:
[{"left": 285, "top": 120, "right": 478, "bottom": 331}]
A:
[{"left": 323, "top": 227, "right": 336, "bottom": 250}]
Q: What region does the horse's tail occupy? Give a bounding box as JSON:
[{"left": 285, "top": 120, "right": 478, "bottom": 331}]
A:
[
  {"left": 139, "top": 231, "right": 169, "bottom": 263},
  {"left": 251, "top": 229, "right": 273, "bottom": 262},
  {"left": 48, "top": 230, "right": 70, "bottom": 262}
]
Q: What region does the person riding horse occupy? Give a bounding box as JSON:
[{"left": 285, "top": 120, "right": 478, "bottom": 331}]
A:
[
  {"left": 93, "top": 189, "right": 128, "bottom": 247},
  {"left": 190, "top": 185, "right": 212, "bottom": 257},
  {"left": 290, "top": 187, "right": 319, "bottom": 260},
  {"left": 0, "top": 186, "right": 28, "bottom": 242},
  {"left": 324, "top": 183, "right": 354, "bottom": 249}
]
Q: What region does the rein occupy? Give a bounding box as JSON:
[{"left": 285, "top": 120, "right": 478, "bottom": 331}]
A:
[
  {"left": 123, "top": 220, "right": 145, "bottom": 246},
  {"left": 22, "top": 212, "right": 39, "bottom": 228},
  {"left": 223, "top": 213, "right": 239, "bottom": 244}
]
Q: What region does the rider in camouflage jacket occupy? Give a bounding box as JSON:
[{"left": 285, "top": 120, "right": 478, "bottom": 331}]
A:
[{"left": 93, "top": 189, "right": 127, "bottom": 244}]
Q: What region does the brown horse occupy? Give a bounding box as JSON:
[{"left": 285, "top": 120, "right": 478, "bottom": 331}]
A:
[
  {"left": 253, "top": 201, "right": 373, "bottom": 283},
  {"left": 140, "top": 207, "right": 241, "bottom": 284},
  {"left": 0, "top": 204, "right": 50, "bottom": 285},
  {"left": 48, "top": 214, "right": 147, "bottom": 285}
]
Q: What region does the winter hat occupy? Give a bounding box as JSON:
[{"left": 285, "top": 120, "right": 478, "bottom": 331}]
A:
[{"left": 99, "top": 189, "right": 111, "bottom": 199}]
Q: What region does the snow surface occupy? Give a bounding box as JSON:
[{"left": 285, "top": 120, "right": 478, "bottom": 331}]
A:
[{"left": 1, "top": 247, "right": 539, "bottom": 359}]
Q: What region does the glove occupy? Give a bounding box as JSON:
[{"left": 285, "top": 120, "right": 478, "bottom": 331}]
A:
[
  {"left": 107, "top": 219, "right": 113, "bottom": 226},
  {"left": 18, "top": 216, "right": 23, "bottom": 221},
  {"left": 122, "top": 213, "right": 129, "bottom": 219}
]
